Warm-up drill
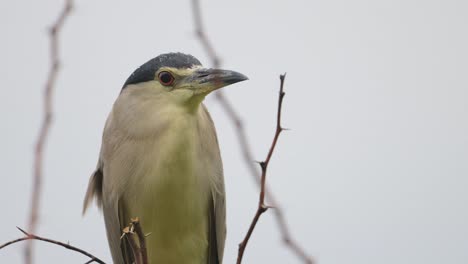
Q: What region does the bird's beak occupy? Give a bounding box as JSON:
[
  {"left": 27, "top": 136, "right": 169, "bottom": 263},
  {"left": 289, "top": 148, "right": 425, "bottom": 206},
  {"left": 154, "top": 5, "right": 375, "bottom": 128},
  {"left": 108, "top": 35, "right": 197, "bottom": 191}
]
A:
[{"left": 184, "top": 68, "right": 248, "bottom": 95}]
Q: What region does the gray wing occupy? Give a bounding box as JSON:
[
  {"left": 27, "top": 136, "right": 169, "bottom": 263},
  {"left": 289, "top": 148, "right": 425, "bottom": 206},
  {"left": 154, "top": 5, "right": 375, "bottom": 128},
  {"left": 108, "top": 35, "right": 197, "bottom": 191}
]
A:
[
  {"left": 204, "top": 105, "right": 227, "bottom": 264},
  {"left": 83, "top": 161, "right": 129, "bottom": 264},
  {"left": 209, "top": 185, "right": 226, "bottom": 264},
  {"left": 118, "top": 199, "right": 135, "bottom": 264},
  {"left": 83, "top": 113, "right": 130, "bottom": 264}
]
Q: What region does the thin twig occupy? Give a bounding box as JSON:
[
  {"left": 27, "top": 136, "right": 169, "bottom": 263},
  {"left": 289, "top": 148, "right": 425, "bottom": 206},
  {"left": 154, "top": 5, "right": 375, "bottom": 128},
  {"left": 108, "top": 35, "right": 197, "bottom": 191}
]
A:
[
  {"left": 123, "top": 229, "right": 142, "bottom": 264},
  {"left": 236, "top": 74, "right": 287, "bottom": 264},
  {"left": 191, "top": 1, "right": 313, "bottom": 264},
  {"left": 25, "top": 1, "right": 73, "bottom": 264},
  {"left": 131, "top": 218, "right": 149, "bottom": 264},
  {"left": 121, "top": 218, "right": 148, "bottom": 264},
  {"left": 0, "top": 227, "right": 105, "bottom": 264},
  {"left": 191, "top": 0, "right": 221, "bottom": 68}
]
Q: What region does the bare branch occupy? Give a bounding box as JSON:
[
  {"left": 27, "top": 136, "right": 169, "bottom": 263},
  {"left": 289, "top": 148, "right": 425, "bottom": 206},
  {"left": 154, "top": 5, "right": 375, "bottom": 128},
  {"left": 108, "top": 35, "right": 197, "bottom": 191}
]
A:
[
  {"left": 132, "top": 218, "right": 148, "bottom": 264},
  {"left": 191, "top": 0, "right": 221, "bottom": 68},
  {"left": 123, "top": 227, "right": 141, "bottom": 264},
  {"left": 121, "top": 218, "right": 149, "bottom": 264},
  {"left": 0, "top": 227, "right": 105, "bottom": 264},
  {"left": 25, "top": 1, "right": 73, "bottom": 263},
  {"left": 191, "top": 1, "right": 313, "bottom": 264},
  {"left": 237, "top": 74, "right": 287, "bottom": 263}
]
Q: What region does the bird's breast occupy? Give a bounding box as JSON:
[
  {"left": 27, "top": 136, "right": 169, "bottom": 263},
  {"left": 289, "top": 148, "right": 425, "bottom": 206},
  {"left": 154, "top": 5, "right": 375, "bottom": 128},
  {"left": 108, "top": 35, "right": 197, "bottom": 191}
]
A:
[{"left": 109, "top": 110, "right": 214, "bottom": 263}]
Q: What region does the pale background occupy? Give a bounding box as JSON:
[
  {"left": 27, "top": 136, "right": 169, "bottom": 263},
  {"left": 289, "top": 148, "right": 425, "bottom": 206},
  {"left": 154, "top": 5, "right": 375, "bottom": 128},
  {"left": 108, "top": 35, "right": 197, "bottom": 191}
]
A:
[{"left": 1, "top": 0, "right": 468, "bottom": 263}]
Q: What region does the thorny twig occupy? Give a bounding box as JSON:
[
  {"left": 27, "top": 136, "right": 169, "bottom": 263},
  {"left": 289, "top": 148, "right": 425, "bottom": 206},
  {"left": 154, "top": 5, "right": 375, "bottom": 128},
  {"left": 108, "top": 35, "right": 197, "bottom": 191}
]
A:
[
  {"left": 25, "top": 1, "right": 73, "bottom": 264},
  {"left": 132, "top": 219, "right": 148, "bottom": 264},
  {"left": 121, "top": 218, "right": 149, "bottom": 264},
  {"left": 0, "top": 227, "right": 105, "bottom": 264},
  {"left": 191, "top": 1, "right": 314, "bottom": 263},
  {"left": 237, "top": 74, "right": 286, "bottom": 263}
]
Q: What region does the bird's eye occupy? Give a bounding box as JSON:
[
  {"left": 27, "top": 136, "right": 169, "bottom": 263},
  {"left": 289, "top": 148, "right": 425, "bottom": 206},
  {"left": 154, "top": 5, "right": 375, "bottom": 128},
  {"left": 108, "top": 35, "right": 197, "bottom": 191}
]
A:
[{"left": 158, "top": 71, "right": 175, "bottom": 86}]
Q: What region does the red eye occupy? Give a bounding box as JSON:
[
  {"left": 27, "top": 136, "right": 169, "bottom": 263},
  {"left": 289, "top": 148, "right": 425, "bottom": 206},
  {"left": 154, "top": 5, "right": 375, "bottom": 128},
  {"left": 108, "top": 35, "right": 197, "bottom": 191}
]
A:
[{"left": 158, "top": 71, "right": 175, "bottom": 86}]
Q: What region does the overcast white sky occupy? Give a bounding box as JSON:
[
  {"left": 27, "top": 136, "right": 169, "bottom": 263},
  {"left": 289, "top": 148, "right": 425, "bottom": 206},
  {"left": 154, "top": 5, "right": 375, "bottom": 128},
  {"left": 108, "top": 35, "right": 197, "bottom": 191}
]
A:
[{"left": 1, "top": 0, "right": 468, "bottom": 263}]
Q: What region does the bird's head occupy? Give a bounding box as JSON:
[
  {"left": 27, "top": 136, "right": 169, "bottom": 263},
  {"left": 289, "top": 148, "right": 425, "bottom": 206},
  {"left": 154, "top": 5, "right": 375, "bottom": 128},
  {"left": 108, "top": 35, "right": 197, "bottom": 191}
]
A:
[{"left": 121, "top": 53, "right": 248, "bottom": 111}]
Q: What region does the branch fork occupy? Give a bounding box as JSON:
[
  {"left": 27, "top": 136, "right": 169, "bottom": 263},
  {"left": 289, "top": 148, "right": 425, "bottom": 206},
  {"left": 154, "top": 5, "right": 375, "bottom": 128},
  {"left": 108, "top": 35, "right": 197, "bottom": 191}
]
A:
[{"left": 120, "top": 218, "right": 149, "bottom": 264}]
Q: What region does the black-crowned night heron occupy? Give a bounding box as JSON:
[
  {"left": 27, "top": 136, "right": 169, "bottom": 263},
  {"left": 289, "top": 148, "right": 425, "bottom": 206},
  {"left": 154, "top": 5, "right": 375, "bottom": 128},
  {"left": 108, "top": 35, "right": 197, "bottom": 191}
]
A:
[{"left": 83, "top": 52, "right": 248, "bottom": 264}]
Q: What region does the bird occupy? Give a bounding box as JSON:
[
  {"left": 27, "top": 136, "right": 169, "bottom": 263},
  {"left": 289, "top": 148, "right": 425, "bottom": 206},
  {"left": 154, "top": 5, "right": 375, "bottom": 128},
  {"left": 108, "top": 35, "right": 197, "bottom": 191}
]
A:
[{"left": 82, "top": 52, "right": 248, "bottom": 264}]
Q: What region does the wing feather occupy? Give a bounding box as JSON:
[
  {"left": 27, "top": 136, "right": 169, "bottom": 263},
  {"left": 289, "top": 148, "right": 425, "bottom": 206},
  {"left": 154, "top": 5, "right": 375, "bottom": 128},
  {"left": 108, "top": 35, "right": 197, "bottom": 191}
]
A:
[
  {"left": 204, "top": 105, "right": 227, "bottom": 264},
  {"left": 82, "top": 165, "right": 103, "bottom": 214}
]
